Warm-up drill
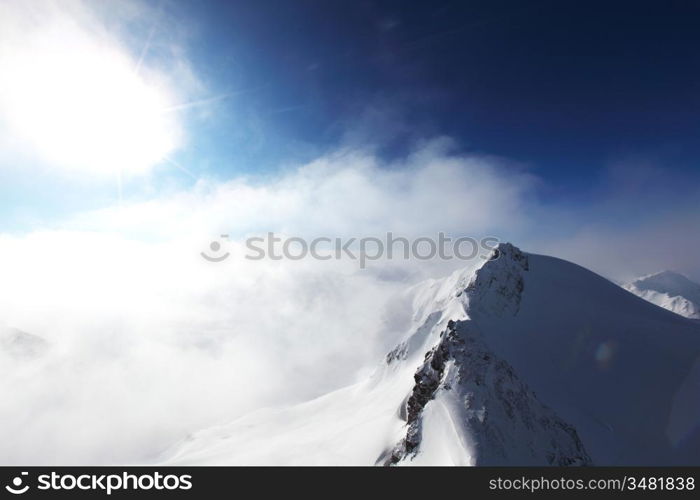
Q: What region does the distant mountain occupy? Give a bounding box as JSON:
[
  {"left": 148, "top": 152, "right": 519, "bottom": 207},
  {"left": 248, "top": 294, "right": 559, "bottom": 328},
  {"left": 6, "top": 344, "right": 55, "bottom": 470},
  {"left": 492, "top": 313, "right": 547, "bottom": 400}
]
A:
[
  {"left": 0, "top": 326, "right": 47, "bottom": 358},
  {"left": 623, "top": 271, "right": 700, "bottom": 319},
  {"left": 163, "top": 244, "right": 700, "bottom": 465}
]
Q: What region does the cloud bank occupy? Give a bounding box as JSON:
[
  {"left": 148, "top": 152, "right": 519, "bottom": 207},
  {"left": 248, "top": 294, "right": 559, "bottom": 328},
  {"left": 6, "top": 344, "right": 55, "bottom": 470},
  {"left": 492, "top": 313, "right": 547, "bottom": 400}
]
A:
[{"left": 1, "top": 137, "right": 698, "bottom": 464}]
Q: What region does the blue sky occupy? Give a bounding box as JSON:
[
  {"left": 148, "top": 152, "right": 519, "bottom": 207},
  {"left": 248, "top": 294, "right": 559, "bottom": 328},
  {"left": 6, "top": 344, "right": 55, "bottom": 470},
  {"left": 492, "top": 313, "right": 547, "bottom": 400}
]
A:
[
  {"left": 0, "top": 0, "right": 699, "bottom": 279},
  {"left": 175, "top": 0, "right": 700, "bottom": 180}
]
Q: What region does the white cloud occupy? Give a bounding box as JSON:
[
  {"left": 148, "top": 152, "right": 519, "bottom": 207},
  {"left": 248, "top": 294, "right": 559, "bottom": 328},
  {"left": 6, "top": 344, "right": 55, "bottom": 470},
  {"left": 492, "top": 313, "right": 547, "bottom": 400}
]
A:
[
  {"left": 0, "top": 229, "right": 405, "bottom": 463},
  {"left": 0, "top": 136, "right": 698, "bottom": 464},
  {"left": 68, "top": 139, "right": 535, "bottom": 241},
  {"left": 0, "top": 141, "right": 533, "bottom": 464}
]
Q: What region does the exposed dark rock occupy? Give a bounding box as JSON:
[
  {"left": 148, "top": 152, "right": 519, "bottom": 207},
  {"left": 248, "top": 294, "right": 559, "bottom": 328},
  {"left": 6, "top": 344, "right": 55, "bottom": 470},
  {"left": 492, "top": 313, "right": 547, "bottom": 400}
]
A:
[{"left": 385, "top": 319, "right": 591, "bottom": 466}]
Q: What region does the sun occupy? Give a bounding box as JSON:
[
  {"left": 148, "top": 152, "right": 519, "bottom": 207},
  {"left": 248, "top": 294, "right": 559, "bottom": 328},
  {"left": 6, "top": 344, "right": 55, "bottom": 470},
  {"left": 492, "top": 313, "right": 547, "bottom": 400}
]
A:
[{"left": 0, "top": 22, "right": 180, "bottom": 176}]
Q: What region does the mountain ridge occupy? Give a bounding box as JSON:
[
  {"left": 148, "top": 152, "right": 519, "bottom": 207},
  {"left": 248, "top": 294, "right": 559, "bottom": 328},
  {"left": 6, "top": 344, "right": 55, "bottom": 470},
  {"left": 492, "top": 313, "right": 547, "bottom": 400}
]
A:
[{"left": 162, "top": 243, "right": 700, "bottom": 465}]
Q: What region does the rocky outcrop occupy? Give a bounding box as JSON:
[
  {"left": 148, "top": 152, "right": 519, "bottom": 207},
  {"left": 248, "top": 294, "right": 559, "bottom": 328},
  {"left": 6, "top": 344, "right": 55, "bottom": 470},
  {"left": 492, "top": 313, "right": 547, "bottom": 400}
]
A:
[{"left": 385, "top": 319, "right": 591, "bottom": 465}]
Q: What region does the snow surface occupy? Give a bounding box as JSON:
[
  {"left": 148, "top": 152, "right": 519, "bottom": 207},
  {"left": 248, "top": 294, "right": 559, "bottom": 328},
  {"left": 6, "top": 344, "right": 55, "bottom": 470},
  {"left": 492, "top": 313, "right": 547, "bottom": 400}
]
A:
[
  {"left": 161, "top": 244, "right": 700, "bottom": 466},
  {"left": 623, "top": 271, "right": 700, "bottom": 319}
]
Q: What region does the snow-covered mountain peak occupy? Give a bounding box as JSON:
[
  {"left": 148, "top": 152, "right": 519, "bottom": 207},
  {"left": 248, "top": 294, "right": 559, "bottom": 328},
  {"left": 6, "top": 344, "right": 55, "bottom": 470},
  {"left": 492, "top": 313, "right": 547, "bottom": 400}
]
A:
[
  {"left": 380, "top": 243, "right": 593, "bottom": 465},
  {"left": 464, "top": 242, "right": 529, "bottom": 317},
  {"left": 623, "top": 270, "right": 700, "bottom": 319},
  {"left": 632, "top": 270, "right": 700, "bottom": 296},
  {"left": 163, "top": 244, "right": 700, "bottom": 466},
  {"left": 390, "top": 242, "right": 529, "bottom": 366},
  {"left": 409, "top": 242, "right": 527, "bottom": 321}
]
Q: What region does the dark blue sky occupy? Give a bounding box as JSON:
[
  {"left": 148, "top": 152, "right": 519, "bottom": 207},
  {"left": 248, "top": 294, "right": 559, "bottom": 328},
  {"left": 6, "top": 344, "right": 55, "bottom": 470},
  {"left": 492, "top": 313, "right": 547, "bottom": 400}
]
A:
[{"left": 178, "top": 0, "right": 700, "bottom": 190}]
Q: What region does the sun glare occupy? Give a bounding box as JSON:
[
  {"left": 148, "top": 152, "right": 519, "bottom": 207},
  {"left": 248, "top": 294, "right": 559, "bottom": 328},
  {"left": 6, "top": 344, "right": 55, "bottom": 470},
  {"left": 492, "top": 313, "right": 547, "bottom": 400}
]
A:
[{"left": 1, "top": 20, "right": 179, "bottom": 176}]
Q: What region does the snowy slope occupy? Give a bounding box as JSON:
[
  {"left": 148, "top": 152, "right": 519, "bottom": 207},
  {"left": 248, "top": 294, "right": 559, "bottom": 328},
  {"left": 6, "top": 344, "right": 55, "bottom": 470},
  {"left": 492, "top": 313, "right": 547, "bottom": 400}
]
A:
[
  {"left": 162, "top": 244, "right": 700, "bottom": 466},
  {"left": 623, "top": 271, "right": 700, "bottom": 319}
]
